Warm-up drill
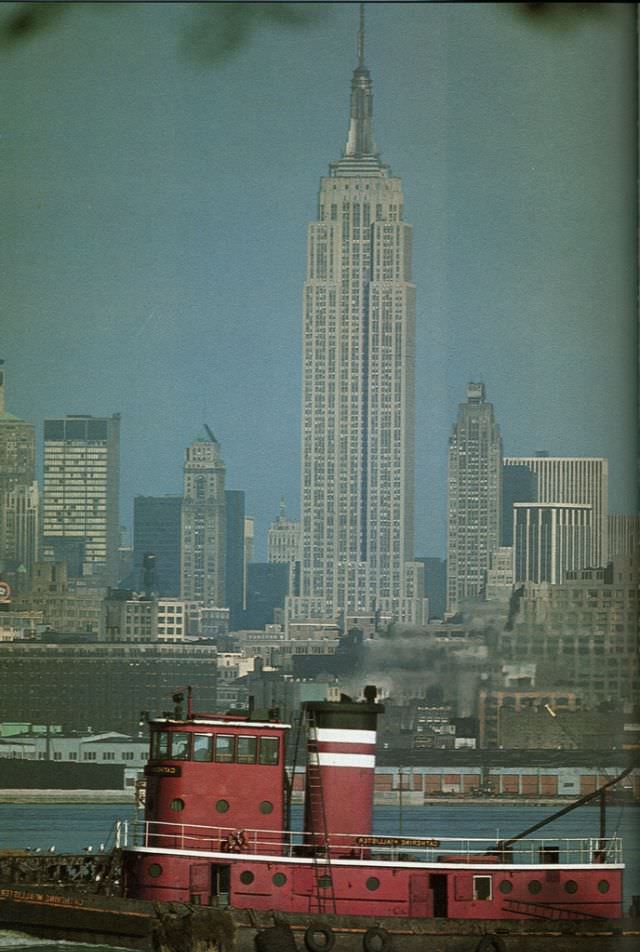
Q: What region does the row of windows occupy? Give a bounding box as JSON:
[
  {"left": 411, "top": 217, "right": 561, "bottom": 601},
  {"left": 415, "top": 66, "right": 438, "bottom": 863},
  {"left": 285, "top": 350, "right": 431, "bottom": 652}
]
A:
[
  {"left": 151, "top": 731, "right": 280, "bottom": 766},
  {"left": 18, "top": 750, "right": 141, "bottom": 762}
]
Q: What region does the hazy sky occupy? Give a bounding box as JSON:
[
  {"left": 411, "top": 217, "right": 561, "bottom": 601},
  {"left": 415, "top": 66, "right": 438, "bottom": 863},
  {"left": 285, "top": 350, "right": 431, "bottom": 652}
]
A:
[{"left": 3, "top": 2, "right": 636, "bottom": 559}]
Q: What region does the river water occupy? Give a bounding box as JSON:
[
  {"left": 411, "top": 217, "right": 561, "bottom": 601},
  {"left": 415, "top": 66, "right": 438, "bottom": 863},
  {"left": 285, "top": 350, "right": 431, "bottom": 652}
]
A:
[{"left": 0, "top": 801, "right": 638, "bottom": 950}]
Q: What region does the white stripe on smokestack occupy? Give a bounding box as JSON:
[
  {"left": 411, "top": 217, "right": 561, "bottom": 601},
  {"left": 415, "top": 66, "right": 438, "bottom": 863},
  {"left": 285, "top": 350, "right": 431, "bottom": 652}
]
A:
[
  {"left": 308, "top": 752, "right": 376, "bottom": 769},
  {"left": 314, "top": 728, "right": 376, "bottom": 745}
]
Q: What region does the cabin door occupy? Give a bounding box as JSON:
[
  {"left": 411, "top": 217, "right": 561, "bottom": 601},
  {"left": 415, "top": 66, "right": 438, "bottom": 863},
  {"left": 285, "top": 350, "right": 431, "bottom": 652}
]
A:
[
  {"left": 409, "top": 874, "right": 432, "bottom": 917},
  {"left": 189, "top": 863, "right": 211, "bottom": 905},
  {"left": 211, "top": 864, "right": 231, "bottom": 907},
  {"left": 429, "top": 874, "right": 448, "bottom": 918}
]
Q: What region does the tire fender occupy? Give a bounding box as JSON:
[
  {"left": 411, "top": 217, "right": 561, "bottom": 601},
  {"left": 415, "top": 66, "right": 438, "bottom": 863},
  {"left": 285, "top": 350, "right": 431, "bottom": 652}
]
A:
[
  {"left": 475, "top": 936, "right": 507, "bottom": 952},
  {"left": 304, "top": 923, "right": 336, "bottom": 952},
  {"left": 363, "top": 926, "right": 394, "bottom": 952}
]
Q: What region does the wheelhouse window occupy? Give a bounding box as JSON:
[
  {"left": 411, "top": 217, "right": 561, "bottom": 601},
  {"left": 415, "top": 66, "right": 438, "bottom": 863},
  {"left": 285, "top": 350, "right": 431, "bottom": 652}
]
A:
[
  {"left": 171, "top": 733, "right": 190, "bottom": 761},
  {"left": 152, "top": 731, "right": 170, "bottom": 759},
  {"left": 237, "top": 736, "right": 257, "bottom": 764},
  {"left": 215, "top": 734, "right": 234, "bottom": 763},
  {"left": 259, "top": 736, "right": 280, "bottom": 765},
  {"left": 193, "top": 734, "right": 213, "bottom": 762},
  {"left": 473, "top": 876, "right": 492, "bottom": 901}
]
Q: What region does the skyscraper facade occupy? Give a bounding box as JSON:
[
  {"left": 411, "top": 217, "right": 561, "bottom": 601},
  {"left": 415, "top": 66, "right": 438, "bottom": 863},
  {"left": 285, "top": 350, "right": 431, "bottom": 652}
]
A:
[
  {"left": 513, "top": 502, "right": 592, "bottom": 585},
  {"left": 503, "top": 455, "right": 608, "bottom": 568},
  {"left": 267, "top": 499, "right": 301, "bottom": 597},
  {"left": 0, "top": 364, "right": 39, "bottom": 577},
  {"left": 447, "top": 383, "right": 502, "bottom": 613},
  {"left": 608, "top": 513, "right": 640, "bottom": 558},
  {"left": 289, "top": 13, "right": 425, "bottom": 625},
  {"left": 224, "top": 489, "right": 246, "bottom": 628},
  {"left": 43, "top": 414, "right": 120, "bottom": 584},
  {"left": 133, "top": 495, "right": 182, "bottom": 596},
  {"left": 180, "top": 431, "right": 226, "bottom": 606}
]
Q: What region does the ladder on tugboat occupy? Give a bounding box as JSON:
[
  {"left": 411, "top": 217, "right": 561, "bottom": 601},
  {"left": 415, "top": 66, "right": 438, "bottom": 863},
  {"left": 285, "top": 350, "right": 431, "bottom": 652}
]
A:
[{"left": 305, "top": 708, "right": 337, "bottom": 916}]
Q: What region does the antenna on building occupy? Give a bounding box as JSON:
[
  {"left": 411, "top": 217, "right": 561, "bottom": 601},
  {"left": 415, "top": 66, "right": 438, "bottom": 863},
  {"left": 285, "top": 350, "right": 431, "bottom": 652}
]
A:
[
  {"left": 358, "top": 1, "right": 365, "bottom": 67},
  {"left": 203, "top": 423, "right": 217, "bottom": 444}
]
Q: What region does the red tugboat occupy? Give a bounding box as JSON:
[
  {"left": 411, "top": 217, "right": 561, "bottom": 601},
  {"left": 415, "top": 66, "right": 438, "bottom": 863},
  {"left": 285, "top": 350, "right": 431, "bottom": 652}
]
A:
[{"left": 122, "top": 687, "right": 626, "bottom": 925}]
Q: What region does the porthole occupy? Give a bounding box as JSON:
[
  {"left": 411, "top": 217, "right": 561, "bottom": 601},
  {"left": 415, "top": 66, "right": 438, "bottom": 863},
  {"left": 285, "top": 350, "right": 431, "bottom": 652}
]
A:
[
  {"left": 366, "top": 876, "right": 380, "bottom": 891},
  {"left": 272, "top": 872, "right": 287, "bottom": 887},
  {"left": 259, "top": 800, "right": 274, "bottom": 815},
  {"left": 598, "top": 879, "right": 610, "bottom": 894},
  {"left": 528, "top": 880, "right": 542, "bottom": 895},
  {"left": 148, "top": 863, "right": 163, "bottom": 878},
  {"left": 239, "top": 870, "right": 254, "bottom": 885},
  {"left": 170, "top": 798, "right": 185, "bottom": 812},
  {"left": 215, "top": 799, "right": 230, "bottom": 813},
  {"left": 564, "top": 880, "right": 578, "bottom": 894},
  {"left": 499, "top": 880, "right": 513, "bottom": 894}
]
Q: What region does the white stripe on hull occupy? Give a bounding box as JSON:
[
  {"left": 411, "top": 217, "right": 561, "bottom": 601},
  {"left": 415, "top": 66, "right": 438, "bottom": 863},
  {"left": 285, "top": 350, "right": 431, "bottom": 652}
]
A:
[{"left": 126, "top": 846, "right": 624, "bottom": 873}]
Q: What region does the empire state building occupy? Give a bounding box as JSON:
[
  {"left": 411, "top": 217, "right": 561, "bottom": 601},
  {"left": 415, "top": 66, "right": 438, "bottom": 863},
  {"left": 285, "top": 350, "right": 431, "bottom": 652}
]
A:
[{"left": 288, "top": 8, "right": 427, "bottom": 628}]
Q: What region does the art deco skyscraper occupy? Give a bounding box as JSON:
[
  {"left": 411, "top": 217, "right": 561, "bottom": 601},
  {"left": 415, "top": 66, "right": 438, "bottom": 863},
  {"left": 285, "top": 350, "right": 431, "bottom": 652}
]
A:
[
  {"left": 0, "top": 363, "right": 39, "bottom": 576},
  {"left": 180, "top": 430, "right": 226, "bottom": 606},
  {"left": 447, "top": 383, "right": 502, "bottom": 613},
  {"left": 289, "top": 9, "right": 425, "bottom": 626}
]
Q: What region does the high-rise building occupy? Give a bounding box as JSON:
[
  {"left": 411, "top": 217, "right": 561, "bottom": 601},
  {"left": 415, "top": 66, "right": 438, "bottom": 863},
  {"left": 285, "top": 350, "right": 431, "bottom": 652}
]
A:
[
  {"left": 245, "top": 562, "right": 290, "bottom": 631},
  {"left": 1, "top": 482, "right": 39, "bottom": 574},
  {"left": 0, "top": 363, "right": 38, "bottom": 577},
  {"left": 133, "top": 495, "right": 182, "bottom": 597},
  {"left": 608, "top": 513, "right": 639, "bottom": 559},
  {"left": 43, "top": 414, "right": 120, "bottom": 585},
  {"left": 503, "top": 455, "right": 608, "bottom": 568},
  {"left": 513, "top": 502, "right": 592, "bottom": 585},
  {"left": 289, "top": 10, "right": 425, "bottom": 626},
  {"left": 447, "top": 383, "right": 502, "bottom": 613},
  {"left": 267, "top": 499, "right": 301, "bottom": 597},
  {"left": 415, "top": 557, "right": 446, "bottom": 620},
  {"left": 224, "top": 489, "right": 246, "bottom": 629},
  {"left": 501, "top": 463, "right": 538, "bottom": 547},
  {"left": 180, "top": 431, "right": 226, "bottom": 605},
  {"left": 485, "top": 546, "right": 514, "bottom": 602}
]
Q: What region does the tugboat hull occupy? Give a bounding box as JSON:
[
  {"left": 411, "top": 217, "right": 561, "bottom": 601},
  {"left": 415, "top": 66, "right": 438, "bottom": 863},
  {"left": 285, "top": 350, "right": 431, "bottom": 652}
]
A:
[{"left": 0, "top": 886, "right": 638, "bottom": 952}]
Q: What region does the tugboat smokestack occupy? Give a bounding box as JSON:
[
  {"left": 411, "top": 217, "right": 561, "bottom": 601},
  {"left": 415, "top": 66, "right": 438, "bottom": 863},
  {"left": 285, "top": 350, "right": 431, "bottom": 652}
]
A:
[{"left": 303, "top": 689, "right": 384, "bottom": 857}]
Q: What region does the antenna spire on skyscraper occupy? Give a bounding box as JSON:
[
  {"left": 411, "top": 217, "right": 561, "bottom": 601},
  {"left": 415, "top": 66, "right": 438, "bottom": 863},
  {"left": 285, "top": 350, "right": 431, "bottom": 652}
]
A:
[
  {"left": 341, "top": 1, "right": 377, "bottom": 161},
  {"left": 358, "top": 2, "right": 365, "bottom": 68}
]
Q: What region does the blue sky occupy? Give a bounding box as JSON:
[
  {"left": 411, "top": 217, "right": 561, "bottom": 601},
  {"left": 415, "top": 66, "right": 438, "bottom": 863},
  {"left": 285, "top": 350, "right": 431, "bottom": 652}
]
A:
[{"left": 2, "top": 3, "right": 636, "bottom": 558}]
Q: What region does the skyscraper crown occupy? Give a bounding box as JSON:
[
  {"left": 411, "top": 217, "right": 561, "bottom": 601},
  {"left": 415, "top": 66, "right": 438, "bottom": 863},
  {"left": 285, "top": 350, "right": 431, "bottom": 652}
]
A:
[{"left": 330, "top": 3, "right": 388, "bottom": 178}]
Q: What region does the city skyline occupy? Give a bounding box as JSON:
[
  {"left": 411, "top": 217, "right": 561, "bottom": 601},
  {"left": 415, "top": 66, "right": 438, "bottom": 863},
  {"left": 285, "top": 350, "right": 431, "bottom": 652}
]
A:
[{"left": 3, "top": 3, "right": 637, "bottom": 560}]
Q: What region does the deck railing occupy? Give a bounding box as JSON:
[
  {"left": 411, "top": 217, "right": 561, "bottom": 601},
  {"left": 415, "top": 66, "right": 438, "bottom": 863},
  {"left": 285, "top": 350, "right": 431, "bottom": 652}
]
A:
[{"left": 123, "top": 819, "right": 623, "bottom": 866}]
